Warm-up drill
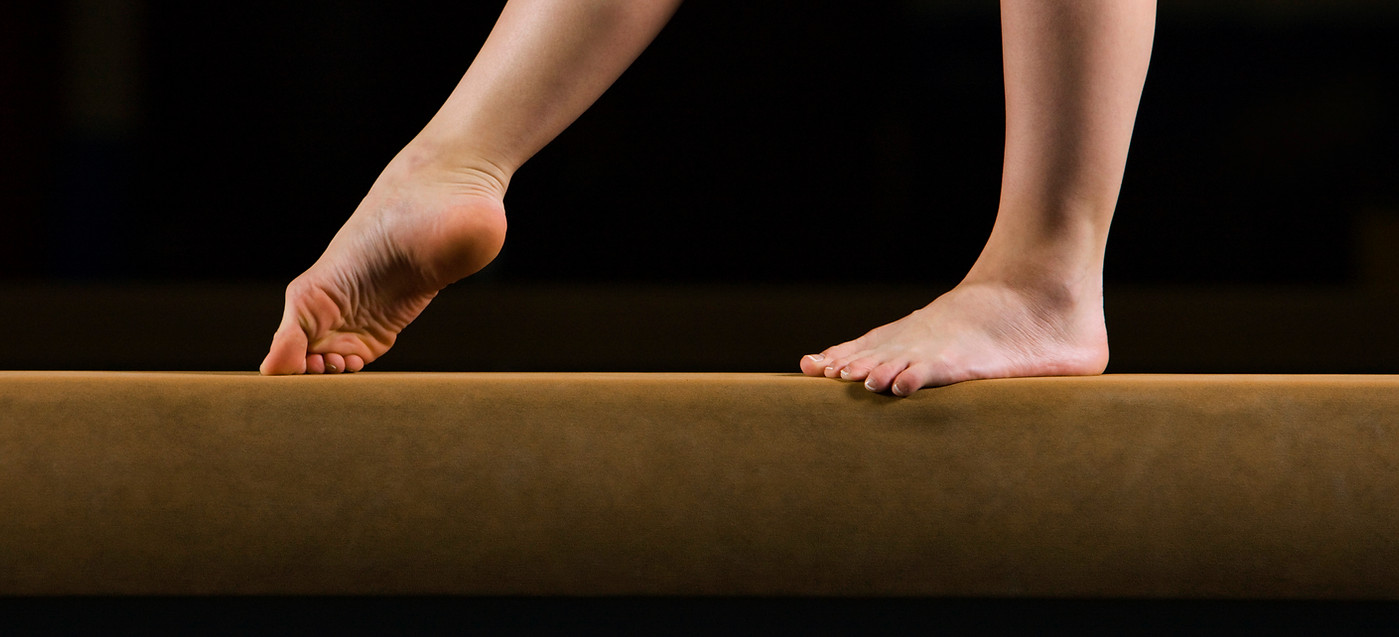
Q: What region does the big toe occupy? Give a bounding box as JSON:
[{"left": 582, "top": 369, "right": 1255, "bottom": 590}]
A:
[
  {"left": 260, "top": 316, "right": 309, "bottom": 375},
  {"left": 800, "top": 340, "right": 864, "bottom": 377},
  {"left": 800, "top": 353, "right": 830, "bottom": 376}
]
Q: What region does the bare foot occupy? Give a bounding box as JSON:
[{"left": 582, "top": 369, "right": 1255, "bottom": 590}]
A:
[
  {"left": 799, "top": 280, "right": 1109, "bottom": 396},
  {"left": 260, "top": 146, "right": 508, "bottom": 375}
]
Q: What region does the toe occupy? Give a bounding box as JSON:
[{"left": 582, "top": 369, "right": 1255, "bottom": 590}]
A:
[
  {"left": 864, "top": 360, "right": 910, "bottom": 394},
  {"left": 261, "top": 313, "right": 310, "bottom": 375},
  {"left": 345, "top": 354, "right": 366, "bottom": 373},
  {"left": 800, "top": 353, "right": 829, "bottom": 376},
  {"left": 804, "top": 339, "right": 866, "bottom": 377},
  {"left": 825, "top": 348, "right": 876, "bottom": 379},
  {"left": 840, "top": 358, "right": 877, "bottom": 382},
  {"left": 306, "top": 353, "right": 326, "bottom": 374},
  {"left": 891, "top": 363, "right": 950, "bottom": 397},
  {"left": 323, "top": 352, "right": 346, "bottom": 374}
]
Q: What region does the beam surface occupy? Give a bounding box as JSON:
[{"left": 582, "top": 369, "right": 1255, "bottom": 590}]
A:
[{"left": 3, "top": 371, "right": 1398, "bottom": 597}]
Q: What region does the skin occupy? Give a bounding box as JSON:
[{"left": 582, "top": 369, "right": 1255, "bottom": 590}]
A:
[
  {"left": 261, "top": 0, "right": 1157, "bottom": 398},
  {"left": 801, "top": 0, "right": 1156, "bottom": 395},
  {"left": 260, "top": 0, "right": 683, "bottom": 375}
]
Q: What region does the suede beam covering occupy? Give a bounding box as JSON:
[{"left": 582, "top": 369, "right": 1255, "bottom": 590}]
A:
[{"left": 2, "top": 372, "right": 1397, "bottom": 597}]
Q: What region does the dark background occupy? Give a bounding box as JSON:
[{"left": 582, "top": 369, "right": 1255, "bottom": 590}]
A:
[
  {"left": 3, "top": 0, "right": 1399, "bottom": 374},
  {"left": 5, "top": 5, "right": 1399, "bottom": 625},
  {"left": 6, "top": 0, "right": 1397, "bottom": 285}
]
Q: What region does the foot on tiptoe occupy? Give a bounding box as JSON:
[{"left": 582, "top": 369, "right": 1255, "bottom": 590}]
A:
[{"left": 259, "top": 146, "right": 508, "bottom": 375}]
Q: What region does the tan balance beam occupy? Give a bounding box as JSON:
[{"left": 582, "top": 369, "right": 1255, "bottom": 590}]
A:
[{"left": 2, "top": 371, "right": 1397, "bottom": 597}]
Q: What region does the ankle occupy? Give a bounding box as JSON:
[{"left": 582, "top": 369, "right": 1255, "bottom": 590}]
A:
[
  {"left": 966, "top": 220, "right": 1107, "bottom": 296},
  {"left": 967, "top": 256, "right": 1101, "bottom": 289},
  {"left": 388, "top": 137, "right": 513, "bottom": 200},
  {"left": 962, "top": 249, "right": 1103, "bottom": 311}
]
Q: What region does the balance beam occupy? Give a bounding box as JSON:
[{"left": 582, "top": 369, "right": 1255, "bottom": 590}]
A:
[{"left": 3, "top": 371, "right": 1397, "bottom": 598}]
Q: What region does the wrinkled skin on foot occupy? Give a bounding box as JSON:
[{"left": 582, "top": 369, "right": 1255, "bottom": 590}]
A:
[
  {"left": 800, "top": 281, "right": 1109, "bottom": 396},
  {"left": 260, "top": 156, "right": 507, "bottom": 375}
]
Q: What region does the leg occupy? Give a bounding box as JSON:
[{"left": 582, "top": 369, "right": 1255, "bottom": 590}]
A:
[
  {"left": 260, "top": 0, "right": 682, "bottom": 374},
  {"left": 800, "top": 0, "right": 1156, "bottom": 395}
]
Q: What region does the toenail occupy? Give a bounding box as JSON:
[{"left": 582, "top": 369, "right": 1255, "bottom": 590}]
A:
[
  {"left": 840, "top": 369, "right": 851, "bottom": 380},
  {"left": 327, "top": 364, "right": 338, "bottom": 372},
  {"left": 865, "top": 379, "right": 877, "bottom": 391},
  {"left": 891, "top": 383, "right": 908, "bottom": 397},
  {"left": 807, "top": 354, "right": 825, "bottom": 362}
]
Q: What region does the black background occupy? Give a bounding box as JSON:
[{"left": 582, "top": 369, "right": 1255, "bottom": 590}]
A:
[
  {"left": 5, "top": 0, "right": 1397, "bottom": 286},
  {"left": 5, "top": 3, "right": 1399, "bottom": 625}
]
